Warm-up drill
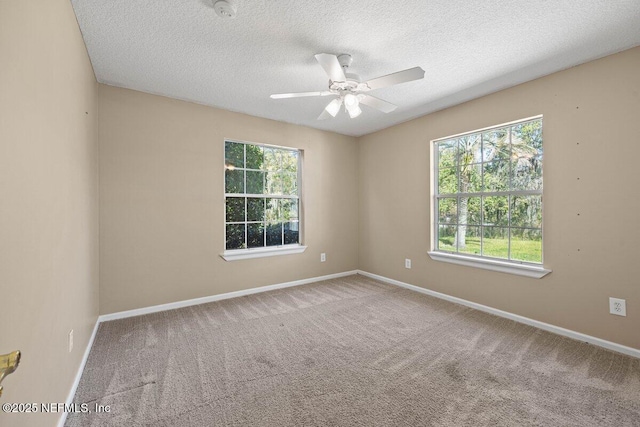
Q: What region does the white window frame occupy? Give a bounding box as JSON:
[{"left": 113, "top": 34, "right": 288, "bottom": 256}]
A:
[
  {"left": 428, "top": 116, "right": 551, "bottom": 278},
  {"left": 221, "top": 139, "right": 306, "bottom": 261}
]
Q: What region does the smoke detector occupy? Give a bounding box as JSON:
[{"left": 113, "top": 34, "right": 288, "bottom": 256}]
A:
[{"left": 213, "top": 0, "right": 236, "bottom": 19}]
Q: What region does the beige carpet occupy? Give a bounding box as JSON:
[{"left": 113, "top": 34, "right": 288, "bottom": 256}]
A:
[{"left": 66, "top": 274, "right": 640, "bottom": 426}]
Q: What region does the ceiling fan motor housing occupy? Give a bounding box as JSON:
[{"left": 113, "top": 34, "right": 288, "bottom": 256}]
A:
[
  {"left": 330, "top": 78, "right": 361, "bottom": 91},
  {"left": 329, "top": 54, "right": 369, "bottom": 93}
]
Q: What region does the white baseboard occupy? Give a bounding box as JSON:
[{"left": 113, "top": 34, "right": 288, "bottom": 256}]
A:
[
  {"left": 98, "top": 270, "right": 359, "bottom": 322},
  {"left": 58, "top": 318, "right": 101, "bottom": 427},
  {"left": 357, "top": 270, "right": 640, "bottom": 359}
]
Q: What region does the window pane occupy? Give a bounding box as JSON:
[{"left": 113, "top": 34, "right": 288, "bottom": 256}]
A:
[
  {"left": 437, "top": 225, "right": 456, "bottom": 251},
  {"left": 280, "top": 198, "right": 299, "bottom": 222},
  {"left": 266, "top": 172, "right": 282, "bottom": 195},
  {"left": 511, "top": 120, "right": 542, "bottom": 191},
  {"left": 225, "top": 197, "right": 245, "bottom": 222},
  {"left": 458, "top": 225, "right": 480, "bottom": 255},
  {"left": 279, "top": 199, "right": 290, "bottom": 221},
  {"left": 438, "top": 167, "right": 457, "bottom": 194},
  {"left": 482, "top": 128, "right": 509, "bottom": 162},
  {"left": 246, "top": 170, "right": 264, "bottom": 194},
  {"left": 247, "top": 198, "right": 265, "bottom": 222},
  {"left": 226, "top": 224, "right": 245, "bottom": 250},
  {"left": 482, "top": 227, "right": 509, "bottom": 259},
  {"left": 266, "top": 223, "right": 283, "bottom": 246},
  {"left": 512, "top": 121, "right": 542, "bottom": 154},
  {"left": 510, "top": 228, "right": 542, "bottom": 263},
  {"left": 483, "top": 161, "right": 509, "bottom": 192},
  {"left": 459, "top": 134, "right": 481, "bottom": 166},
  {"left": 265, "top": 198, "right": 279, "bottom": 222},
  {"left": 246, "top": 145, "right": 264, "bottom": 170},
  {"left": 247, "top": 223, "right": 265, "bottom": 248},
  {"left": 284, "top": 221, "right": 299, "bottom": 245},
  {"left": 282, "top": 151, "right": 298, "bottom": 173},
  {"left": 511, "top": 195, "right": 542, "bottom": 228},
  {"left": 264, "top": 148, "right": 282, "bottom": 171},
  {"left": 438, "top": 197, "right": 457, "bottom": 224},
  {"left": 483, "top": 196, "right": 509, "bottom": 226},
  {"left": 288, "top": 199, "right": 299, "bottom": 221},
  {"left": 462, "top": 197, "right": 481, "bottom": 225},
  {"left": 225, "top": 141, "right": 244, "bottom": 168},
  {"left": 282, "top": 172, "right": 297, "bottom": 195},
  {"left": 511, "top": 157, "right": 542, "bottom": 191},
  {"left": 460, "top": 162, "right": 482, "bottom": 193},
  {"left": 438, "top": 140, "right": 458, "bottom": 170},
  {"left": 225, "top": 169, "right": 244, "bottom": 194}
]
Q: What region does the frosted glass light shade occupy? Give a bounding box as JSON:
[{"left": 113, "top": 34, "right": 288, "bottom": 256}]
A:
[{"left": 325, "top": 98, "right": 342, "bottom": 117}]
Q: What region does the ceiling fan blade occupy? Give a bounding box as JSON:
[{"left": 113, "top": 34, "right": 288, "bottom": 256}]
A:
[
  {"left": 358, "top": 94, "right": 398, "bottom": 113},
  {"left": 271, "top": 91, "right": 332, "bottom": 99},
  {"left": 315, "top": 53, "right": 346, "bottom": 82},
  {"left": 364, "top": 67, "right": 425, "bottom": 91}
]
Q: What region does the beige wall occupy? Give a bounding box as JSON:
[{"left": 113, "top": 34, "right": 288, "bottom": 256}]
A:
[
  {"left": 359, "top": 47, "right": 640, "bottom": 350},
  {"left": 98, "top": 85, "right": 359, "bottom": 314},
  {"left": 0, "top": 0, "right": 99, "bottom": 426}
]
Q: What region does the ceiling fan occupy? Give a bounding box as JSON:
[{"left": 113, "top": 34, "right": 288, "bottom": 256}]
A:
[{"left": 270, "top": 54, "right": 425, "bottom": 120}]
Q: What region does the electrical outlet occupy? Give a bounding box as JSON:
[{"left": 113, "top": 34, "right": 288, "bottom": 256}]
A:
[
  {"left": 320, "top": 253, "right": 326, "bottom": 262},
  {"left": 609, "top": 297, "right": 626, "bottom": 317},
  {"left": 68, "top": 329, "right": 74, "bottom": 352},
  {"left": 405, "top": 259, "right": 411, "bottom": 269}
]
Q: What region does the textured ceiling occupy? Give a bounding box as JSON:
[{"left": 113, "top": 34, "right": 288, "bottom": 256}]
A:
[{"left": 71, "top": 0, "right": 640, "bottom": 137}]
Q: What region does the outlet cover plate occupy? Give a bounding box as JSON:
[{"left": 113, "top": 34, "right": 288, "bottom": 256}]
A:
[
  {"left": 609, "top": 297, "right": 626, "bottom": 316},
  {"left": 405, "top": 259, "right": 411, "bottom": 269},
  {"left": 320, "top": 253, "right": 326, "bottom": 262}
]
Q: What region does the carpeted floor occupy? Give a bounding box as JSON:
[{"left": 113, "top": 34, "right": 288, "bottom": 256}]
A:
[{"left": 66, "top": 274, "right": 640, "bottom": 426}]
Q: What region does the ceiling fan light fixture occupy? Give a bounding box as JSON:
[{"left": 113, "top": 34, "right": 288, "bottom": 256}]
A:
[
  {"left": 347, "top": 103, "right": 362, "bottom": 118},
  {"left": 344, "top": 93, "right": 358, "bottom": 108},
  {"left": 344, "top": 93, "right": 361, "bottom": 118},
  {"left": 325, "top": 98, "right": 342, "bottom": 117}
]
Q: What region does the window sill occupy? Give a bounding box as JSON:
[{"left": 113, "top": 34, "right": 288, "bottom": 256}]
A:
[
  {"left": 427, "top": 251, "right": 551, "bottom": 278},
  {"left": 221, "top": 245, "right": 307, "bottom": 261}
]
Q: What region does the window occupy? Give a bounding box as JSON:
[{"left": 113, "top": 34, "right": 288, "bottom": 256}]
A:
[
  {"left": 222, "top": 140, "right": 305, "bottom": 261},
  {"left": 430, "top": 116, "right": 550, "bottom": 278}
]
